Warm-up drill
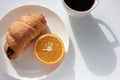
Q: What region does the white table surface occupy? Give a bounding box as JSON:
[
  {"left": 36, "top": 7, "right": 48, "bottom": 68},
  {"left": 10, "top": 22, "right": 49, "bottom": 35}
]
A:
[{"left": 1, "top": 0, "right": 120, "bottom": 80}]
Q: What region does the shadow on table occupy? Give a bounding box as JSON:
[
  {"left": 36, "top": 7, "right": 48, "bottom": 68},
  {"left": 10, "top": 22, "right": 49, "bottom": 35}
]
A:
[
  {"left": 0, "top": 69, "right": 17, "bottom": 80},
  {"left": 44, "top": 38, "right": 76, "bottom": 80},
  {"left": 69, "top": 14, "right": 119, "bottom": 76}
]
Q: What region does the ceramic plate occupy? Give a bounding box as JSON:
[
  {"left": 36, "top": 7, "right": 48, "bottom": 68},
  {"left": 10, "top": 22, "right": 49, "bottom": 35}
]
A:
[{"left": 0, "top": 5, "right": 69, "bottom": 80}]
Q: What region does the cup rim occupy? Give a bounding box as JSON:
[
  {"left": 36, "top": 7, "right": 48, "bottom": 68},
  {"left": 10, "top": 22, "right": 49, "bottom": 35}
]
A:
[{"left": 62, "top": 0, "right": 99, "bottom": 14}]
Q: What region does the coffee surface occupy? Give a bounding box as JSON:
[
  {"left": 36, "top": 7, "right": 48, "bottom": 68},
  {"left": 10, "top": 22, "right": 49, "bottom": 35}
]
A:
[{"left": 64, "top": 0, "right": 95, "bottom": 11}]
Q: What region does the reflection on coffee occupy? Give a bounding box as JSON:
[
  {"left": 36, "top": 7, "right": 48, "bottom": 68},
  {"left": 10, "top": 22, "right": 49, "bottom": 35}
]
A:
[{"left": 64, "top": 0, "right": 95, "bottom": 11}]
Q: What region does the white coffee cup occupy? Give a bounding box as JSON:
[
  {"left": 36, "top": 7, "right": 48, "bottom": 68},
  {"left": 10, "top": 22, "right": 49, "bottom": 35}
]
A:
[{"left": 62, "top": 0, "right": 99, "bottom": 17}]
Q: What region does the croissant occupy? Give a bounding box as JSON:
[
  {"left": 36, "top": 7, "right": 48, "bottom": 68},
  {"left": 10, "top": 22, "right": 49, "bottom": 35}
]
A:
[{"left": 4, "top": 14, "right": 47, "bottom": 60}]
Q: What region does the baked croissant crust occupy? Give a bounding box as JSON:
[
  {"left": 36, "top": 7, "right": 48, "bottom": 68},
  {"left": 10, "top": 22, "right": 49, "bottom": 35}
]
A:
[{"left": 4, "top": 14, "right": 47, "bottom": 60}]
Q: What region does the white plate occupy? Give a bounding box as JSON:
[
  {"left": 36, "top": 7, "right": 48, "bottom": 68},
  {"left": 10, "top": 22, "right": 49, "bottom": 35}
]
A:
[{"left": 0, "top": 5, "right": 69, "bottom": 80}]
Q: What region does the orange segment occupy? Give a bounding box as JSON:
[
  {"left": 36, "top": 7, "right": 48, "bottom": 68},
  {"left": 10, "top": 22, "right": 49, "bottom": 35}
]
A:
[{"left": 34, "top": 34, "right": 65, "bottom": 64}]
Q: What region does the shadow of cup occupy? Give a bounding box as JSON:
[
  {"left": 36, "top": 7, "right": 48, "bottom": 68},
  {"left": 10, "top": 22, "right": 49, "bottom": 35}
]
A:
[{"left": 69, "top": 14, "right": 118, "bottom": 76}]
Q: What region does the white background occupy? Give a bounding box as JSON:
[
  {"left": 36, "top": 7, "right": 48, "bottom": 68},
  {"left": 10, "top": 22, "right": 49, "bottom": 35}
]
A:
[{"left": 0, "top": 0, "right": 120, "bottom": 80}]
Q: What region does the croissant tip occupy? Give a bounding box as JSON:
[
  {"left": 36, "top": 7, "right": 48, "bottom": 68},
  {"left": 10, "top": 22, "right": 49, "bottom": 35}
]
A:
[{"left": 7, "top": 47, "right": 14, "bottom": 59}]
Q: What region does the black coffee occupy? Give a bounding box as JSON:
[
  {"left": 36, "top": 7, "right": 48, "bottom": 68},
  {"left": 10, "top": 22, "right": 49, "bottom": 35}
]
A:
[{"left": 64, "top": 0, "right": 95, "bottom": 11}]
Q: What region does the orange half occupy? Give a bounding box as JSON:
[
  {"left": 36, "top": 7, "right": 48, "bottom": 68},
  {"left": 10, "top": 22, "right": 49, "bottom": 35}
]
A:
[{"left": 34, "top": 34, "right": 65, "bottom": 64}]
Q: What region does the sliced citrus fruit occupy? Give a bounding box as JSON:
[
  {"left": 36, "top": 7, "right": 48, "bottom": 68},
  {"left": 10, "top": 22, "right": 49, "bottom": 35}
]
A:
[{"left": 34, "top": 34, "right": 65, "bottom": 64}]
